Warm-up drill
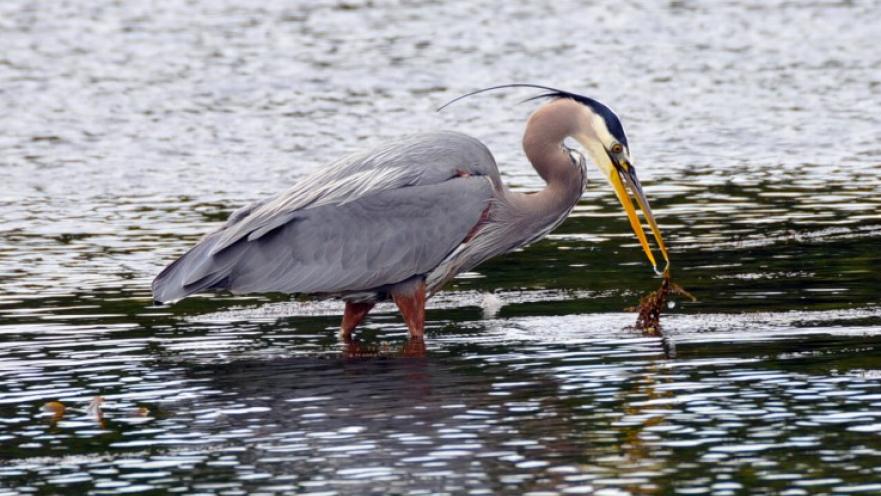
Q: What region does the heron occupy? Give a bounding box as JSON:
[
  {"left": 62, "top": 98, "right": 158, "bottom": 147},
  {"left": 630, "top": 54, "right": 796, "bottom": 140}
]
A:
[{"left": 152, "top": 84, "right": 669, "bottom": 341}]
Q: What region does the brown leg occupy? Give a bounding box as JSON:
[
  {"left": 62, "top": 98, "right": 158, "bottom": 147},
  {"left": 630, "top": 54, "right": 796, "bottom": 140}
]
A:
[
  {"left": 340, "top": 301, "right": 374, "bottom": 340},
  {"left": 392, "top": 279, "right": 426, "bottom": 339}
]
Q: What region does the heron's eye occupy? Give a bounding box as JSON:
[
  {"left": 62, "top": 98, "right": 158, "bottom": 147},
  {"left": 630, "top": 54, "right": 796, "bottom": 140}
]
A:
[{"left": 610, "top": 143, "right": 623, "bottom": 154}]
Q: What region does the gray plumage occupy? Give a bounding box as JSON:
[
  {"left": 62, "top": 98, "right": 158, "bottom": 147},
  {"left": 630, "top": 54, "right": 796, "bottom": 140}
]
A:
[
  {"left": 152, "top": 93, "right": 648, "bottom": 317},
  {"left": 213, "top": 131, "right": 500, "bottom": 255},
  {"left": 152, "top": 88, "right": 669, "bottom": 342},
  {"left": 153, "top": 131, "right": 553, "bottom": 303}
]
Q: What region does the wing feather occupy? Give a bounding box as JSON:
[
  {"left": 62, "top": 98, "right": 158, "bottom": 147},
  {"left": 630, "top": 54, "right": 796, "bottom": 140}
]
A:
[
  {"left": 152, "top": 131, "right": 499, "bottom": 304},
  {"left": 192, "top": 177, "right": 493, "bottom": 297},
  {"left": 210, "top": 131, "right": 498, "bottom": 255},
  {"left": 235, "top": 177, "right": 492, "bottom": 294}
]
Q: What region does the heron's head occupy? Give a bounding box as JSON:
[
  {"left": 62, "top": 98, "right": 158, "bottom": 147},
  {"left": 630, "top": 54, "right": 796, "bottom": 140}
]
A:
[
  {"left": 562, "top": 93, "right": 669, "bottom": 273},
  {"left": 538, "top": 90, "right": 670, "bottom": 271},
  {"left": 440, "top": 84, "right": 670, "bottom": 273}
]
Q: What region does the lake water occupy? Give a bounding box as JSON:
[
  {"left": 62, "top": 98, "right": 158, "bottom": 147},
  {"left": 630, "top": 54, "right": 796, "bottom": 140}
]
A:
[{"left": 2, "top": 0, "right": 881, "bottom": 494}]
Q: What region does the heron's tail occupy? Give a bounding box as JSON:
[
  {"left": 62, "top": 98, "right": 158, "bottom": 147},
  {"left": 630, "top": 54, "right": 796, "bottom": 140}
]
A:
[{"left": 151, "top": 231, "right": 243, "bottom": 304}]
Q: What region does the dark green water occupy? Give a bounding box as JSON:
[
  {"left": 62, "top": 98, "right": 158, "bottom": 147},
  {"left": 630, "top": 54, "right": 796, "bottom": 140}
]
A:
[{"left": 2, "top": 0, "right": 881, "bottom": 494}]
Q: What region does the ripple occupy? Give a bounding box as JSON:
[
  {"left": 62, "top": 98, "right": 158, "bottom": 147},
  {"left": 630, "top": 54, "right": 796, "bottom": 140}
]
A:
[{"left": 3, "top": 0, "right": 881, "bottom": 493}]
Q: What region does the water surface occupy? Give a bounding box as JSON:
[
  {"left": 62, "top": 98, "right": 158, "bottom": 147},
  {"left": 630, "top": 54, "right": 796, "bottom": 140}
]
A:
[{"left": 2, "top": 0, "right": 881, "bottom": 493}]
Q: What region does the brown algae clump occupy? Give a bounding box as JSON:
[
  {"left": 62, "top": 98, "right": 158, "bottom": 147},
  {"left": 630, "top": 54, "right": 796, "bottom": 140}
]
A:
[{"left": 633, "top": 270, "right": 695, "bottom": 336}]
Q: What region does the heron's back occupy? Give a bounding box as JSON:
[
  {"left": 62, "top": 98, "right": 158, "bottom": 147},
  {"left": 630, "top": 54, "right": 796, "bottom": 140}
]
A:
[{"left": 152, "top": 131, "right": 500, "bottom": 303}]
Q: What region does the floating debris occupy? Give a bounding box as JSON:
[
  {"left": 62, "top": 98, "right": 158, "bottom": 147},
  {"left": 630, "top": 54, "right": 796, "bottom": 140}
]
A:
[
  {"left": 87, "top": 396, "right": 106, "bottom": 427},
  {"left": 42, "top": 401, "right": 65, "bottom": 422},
  {"left": 42, "top": 396, "right": 106, "bottom": 426}
]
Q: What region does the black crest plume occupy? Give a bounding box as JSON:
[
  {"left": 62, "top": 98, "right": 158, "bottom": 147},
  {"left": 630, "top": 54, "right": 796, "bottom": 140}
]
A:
[{"left": 438, "top": 83, "right": 627, "bottom": 146}]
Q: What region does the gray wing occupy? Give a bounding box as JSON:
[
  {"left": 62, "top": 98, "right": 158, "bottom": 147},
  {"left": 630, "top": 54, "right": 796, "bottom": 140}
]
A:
[
  {"left": 211, "top": 131, "right": 499, "bottom": 255},
  {"left": 152, "top": 132, "right": 498, "bottom": 303},
  {"left": 153, "top": 177, "right": 493, "bottom": 302}
]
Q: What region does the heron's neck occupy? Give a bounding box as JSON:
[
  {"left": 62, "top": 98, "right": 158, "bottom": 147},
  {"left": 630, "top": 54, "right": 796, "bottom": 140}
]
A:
[{"left": 510, "top": 103, "right": 585, "bottom": 216}]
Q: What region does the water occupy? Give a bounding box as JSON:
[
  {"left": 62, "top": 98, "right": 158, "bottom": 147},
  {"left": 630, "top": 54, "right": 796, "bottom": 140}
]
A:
[{"left": 2, "top": 0, "right": 881, "bottom": 493}]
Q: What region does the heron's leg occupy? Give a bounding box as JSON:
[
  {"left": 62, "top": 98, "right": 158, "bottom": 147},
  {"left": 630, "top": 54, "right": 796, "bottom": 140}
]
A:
[
  {"left": 340, "top": 301, "right": 374, "bottom": 340},
  {"left": 391, "top": 278, "right": 426, "bottom": 339}
]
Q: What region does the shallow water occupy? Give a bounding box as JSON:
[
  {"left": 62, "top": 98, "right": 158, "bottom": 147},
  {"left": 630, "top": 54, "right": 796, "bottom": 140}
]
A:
[{"left": 2, "top": 0, "right": 881, "bottom": 494}]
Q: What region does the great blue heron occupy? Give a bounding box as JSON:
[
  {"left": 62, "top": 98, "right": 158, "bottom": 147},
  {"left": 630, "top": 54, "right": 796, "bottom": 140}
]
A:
[{"left": 152, "top": 84, "right": 669, "bottom": 341}]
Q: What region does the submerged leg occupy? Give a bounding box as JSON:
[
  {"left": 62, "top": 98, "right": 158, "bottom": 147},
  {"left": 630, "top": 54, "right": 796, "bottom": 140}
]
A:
[
  {"left": 340, "top": 301, "right": 375, "bottom": 340},
  {"left": 391, "top": 278, "right": 426, "bottom": 339}
]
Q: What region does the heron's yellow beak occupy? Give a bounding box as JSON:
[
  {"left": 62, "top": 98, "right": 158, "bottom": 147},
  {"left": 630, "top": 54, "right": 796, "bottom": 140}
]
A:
[{"left": 607, "top": 162, "right": 669, "bottom": 273}]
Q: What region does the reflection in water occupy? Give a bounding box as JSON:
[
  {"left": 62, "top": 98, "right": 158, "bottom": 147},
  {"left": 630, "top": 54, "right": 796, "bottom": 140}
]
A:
[
  {"left": 2, "top": 0, "right": 881, "bottom": 493},
  {"left": 2, "top": 312, "right": 881, "bottom": 492},
  {"left": 343, "top": 336, "right": 427, "bottom": 358}
]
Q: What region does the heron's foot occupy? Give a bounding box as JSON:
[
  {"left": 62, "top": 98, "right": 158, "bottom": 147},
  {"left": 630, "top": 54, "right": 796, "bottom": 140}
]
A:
[
  {"left": 341, "top": 335, "right": 370, "bottom": 358},
  {"left": 401, "top": 337, "right": 426, "bottom": 358}
]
